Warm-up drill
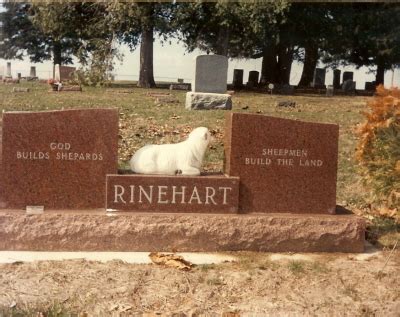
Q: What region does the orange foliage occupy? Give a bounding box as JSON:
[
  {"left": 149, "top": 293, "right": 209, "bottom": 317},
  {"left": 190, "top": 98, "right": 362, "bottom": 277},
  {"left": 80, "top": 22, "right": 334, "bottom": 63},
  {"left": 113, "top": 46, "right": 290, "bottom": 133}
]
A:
[
  {"left": 356, "top": 85, "right": 400, "bottom": 162},
  {"left": 356, "top": 85, "right": 400, "bottom": 213}
]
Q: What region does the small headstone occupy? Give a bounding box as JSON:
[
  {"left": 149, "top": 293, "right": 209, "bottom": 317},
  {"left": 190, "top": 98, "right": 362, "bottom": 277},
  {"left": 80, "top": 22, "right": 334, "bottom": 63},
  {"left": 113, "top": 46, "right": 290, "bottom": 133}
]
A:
[
  {"left": 326, "top": 85, "right": 334, "bottom": 96},
  {"left": 232, "top": 69, "right": 244, "bottom": 89},
  {"left": 277, "top": 101, "right": 296, "bottom": 107},
  {"left": 30, "top": 66, "right": 36, "bottom": 78},
  {"left": 312, "top": 68, "right": 326, "bottom": 87},
  {"left": 6, "top": 62, "right": 11, "bottom": 77},
  {"left": 246, "top": 71, "right": 259, "bottom": 88},
  {"left": 106, "top": 174, "right": 239, "bottom": 213},
  {"left": 59, "top": 66, "right": 76, "bottom": 81},
  {"left": 333, "top": 69, "right": 341, "bottom": 89},
  {"left": 342, "top": 79, "right": 356, "bottom": 94},
  {"left": 177, "top": 78, "right": 184, "bottom": 83},
  {"left": 3, "top": 78, "right": 19, "bottom": 84},
  {"left": 12, "top": 87, "right": 30, "bottom": 93},
  {"left": 54, "top": 64, "right": 61, "bottom": 81},
  {"left": 58, "top": 85, "right": 82, "bottom": 92},
  {"left": 342, "top": 71, "right": 354, "bottom": 83},
  {"left": 365, "top": 82, "right": 376, "bottom": 91},
  {"left": 193, "top": 55, "right": 228, "bottom": 93},
  {"left": 1, "top": 109, "right": 118, "bottom": 209},
  {"left": 170, "top": 83, "right": 190, "bottom": 91},
  {"left": 224, "top": 113, "right": 339, "bottom": 214}
]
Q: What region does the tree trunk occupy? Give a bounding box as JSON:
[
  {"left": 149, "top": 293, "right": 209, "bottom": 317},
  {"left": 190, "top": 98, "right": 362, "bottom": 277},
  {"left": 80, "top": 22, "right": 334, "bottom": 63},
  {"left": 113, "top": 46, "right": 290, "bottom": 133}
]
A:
[
  {"left": 53, "top": 41, "right": 62, "bottom": 65},
  {"left": 375, "top": 60, "right": 385, "bottom": 86},
  {"left": 215, "top": 26, "right": 229, "bottom": 56},
  {"left": 298, "top": 43, "right": 319, "bottom": 87},
  {"left": 259, "top": 48, "right": 278, "bottom": 85},
  {"left": 277, "top": 45, "right": 293, "bottom": 85},
  {"left": 53, "top": 41, "right": 62, "bottom": 79},
  {"left": 138, "top": 5, "right": 156, "bottom": 88}
]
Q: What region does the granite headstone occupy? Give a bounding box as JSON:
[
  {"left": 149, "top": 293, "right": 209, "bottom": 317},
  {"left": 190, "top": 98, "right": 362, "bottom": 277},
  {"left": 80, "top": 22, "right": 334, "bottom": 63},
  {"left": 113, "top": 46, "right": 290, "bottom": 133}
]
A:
[
  {"left": 1, "top": 108, "right": 118, "bottom": 209},
  {"left": 333, "top": 69, "right": 341, "bottom": 89},
  {"left": 312, "top": 68, "right": 326, "bottom": 87},
  {"left": 192, "top": 55, "right": 228, "bottom": 93},
  {"left": 30, "top": 66, "right": 36, "bottom": 78},
  {"left": 342, "top": 71, "right": 353, "bottom": 83},
  {"left": 6, "top": 62, "right": 11, "bottom": 77},
  {"left": 247, "top": 71, "right": 259, "bottom": 88},
  {"left": 233, "top": 69, "right": 244, "bottom": 89},
  {"left": 224, "top": 113, "right": 339, "bottom": 214},
  {"left": 59, "top": 66, "right": 76, "bottom": 81}
]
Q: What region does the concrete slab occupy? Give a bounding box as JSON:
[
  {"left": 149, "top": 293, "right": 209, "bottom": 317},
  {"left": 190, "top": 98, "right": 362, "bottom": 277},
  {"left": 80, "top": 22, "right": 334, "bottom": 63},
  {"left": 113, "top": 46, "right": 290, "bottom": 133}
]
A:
[{"left": 0, "top": 251, "right": 237, "bottom": 265}]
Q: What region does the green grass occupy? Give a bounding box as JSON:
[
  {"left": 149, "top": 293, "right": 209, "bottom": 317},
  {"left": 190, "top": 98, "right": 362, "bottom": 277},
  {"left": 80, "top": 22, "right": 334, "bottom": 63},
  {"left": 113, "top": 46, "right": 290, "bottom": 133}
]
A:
[
  {"left": 0, "top": 301, "right": 75, "bottom": 317},
  {"left": 366, "top": 217, "right": 400, "bottom": 248},
  {"left": 287, "top": 260, "right": 306, "bottom": 274}
]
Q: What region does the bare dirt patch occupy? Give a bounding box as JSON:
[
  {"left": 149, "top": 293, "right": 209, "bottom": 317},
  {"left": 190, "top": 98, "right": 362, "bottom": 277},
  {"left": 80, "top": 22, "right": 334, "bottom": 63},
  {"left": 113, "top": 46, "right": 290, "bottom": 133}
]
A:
[{"left": 0, "top": 250, "right": 399, "bottom": 316}]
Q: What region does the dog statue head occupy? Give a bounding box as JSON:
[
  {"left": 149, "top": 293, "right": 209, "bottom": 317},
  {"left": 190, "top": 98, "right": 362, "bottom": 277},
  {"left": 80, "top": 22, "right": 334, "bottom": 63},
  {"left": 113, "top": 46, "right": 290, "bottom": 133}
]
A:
[{"left": 186, "top": 127, "right": 211, "bottom": 163}]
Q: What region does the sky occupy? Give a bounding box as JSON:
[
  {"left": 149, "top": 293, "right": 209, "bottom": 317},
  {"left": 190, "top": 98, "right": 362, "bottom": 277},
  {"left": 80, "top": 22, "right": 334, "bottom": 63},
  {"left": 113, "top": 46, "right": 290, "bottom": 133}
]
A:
[{"left": 1, "top": 38, "right": 399, "bottom": 90}]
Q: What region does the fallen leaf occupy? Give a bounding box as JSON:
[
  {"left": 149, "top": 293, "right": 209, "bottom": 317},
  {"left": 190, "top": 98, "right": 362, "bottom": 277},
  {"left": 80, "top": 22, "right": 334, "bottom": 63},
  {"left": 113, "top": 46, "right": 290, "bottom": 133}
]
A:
[{"left": 149, "top": 252, "right": 194, "bottom": 271}]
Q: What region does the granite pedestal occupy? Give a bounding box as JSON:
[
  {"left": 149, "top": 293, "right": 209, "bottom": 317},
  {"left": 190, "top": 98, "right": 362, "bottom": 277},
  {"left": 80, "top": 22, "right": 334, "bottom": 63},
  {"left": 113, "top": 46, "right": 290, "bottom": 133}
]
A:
[
  {"left": 0, "top": 209, "right": 365, "bottom": 253},
  {"left": 185, "top": 92, "right": 232, "bottom": 110}
]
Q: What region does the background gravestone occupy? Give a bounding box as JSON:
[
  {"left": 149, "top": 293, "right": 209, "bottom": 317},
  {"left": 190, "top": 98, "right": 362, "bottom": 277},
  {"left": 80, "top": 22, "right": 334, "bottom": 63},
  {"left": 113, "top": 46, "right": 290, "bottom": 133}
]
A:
[
  {"left": 60, "top": 66, "right": 76, "bottom": 81},
  {"left": 224, "top": 113, "right": 339, "bottom": 214},
  {"left": 342, "top": 71, "right": 354, "bottom": 83},
  {"left": 365, "top": 81, "right": 376, "bottom": 91},
  {"left": 333, "top": 69, "right": 341, "bottom": 89},
  {"left": 312, "top": 68, "right": 326, "bottom": 87},
  {"left": 192, "top": 55, "right": 228, "bottom": 93},
  {"left": 54, "top": 64, "right": 61, "bottom": 81},
  {"left": 232, "top": 69, "right": 244, "bottom": 89},
  {"left": 1, "top": 108, "right": 118, "bottom": 209},
  {"left": 186, "top": 54, "right": 231, "bottom": 110},
  {"left": 30, "top": 66, "right": 36, "bottom": 78},
  {"left": 246, "top": 71, "right": 259, "bottom": 88},
  {"left": 6, "top": 62, "right": 11, "bottom": 77},
  {"left": 342, "top": 79, "right": 356, "bottom": 95}
]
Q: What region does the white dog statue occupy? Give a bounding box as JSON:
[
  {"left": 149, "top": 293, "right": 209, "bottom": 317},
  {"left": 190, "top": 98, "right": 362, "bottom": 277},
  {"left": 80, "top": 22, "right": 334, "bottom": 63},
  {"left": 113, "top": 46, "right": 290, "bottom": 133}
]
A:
[{"left": 130, "top": 127, "right": 210, "bottom": 176}]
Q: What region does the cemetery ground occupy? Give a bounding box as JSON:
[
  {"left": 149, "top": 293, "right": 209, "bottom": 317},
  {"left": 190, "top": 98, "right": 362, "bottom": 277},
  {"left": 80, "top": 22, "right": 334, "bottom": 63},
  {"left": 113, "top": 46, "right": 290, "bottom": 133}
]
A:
[{"left": 0, "top": 82, "right": 399, "bottom": 315}]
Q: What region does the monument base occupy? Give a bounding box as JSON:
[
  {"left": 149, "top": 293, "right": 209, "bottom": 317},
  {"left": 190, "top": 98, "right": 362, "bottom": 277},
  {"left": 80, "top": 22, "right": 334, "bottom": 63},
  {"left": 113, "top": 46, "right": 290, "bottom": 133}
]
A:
[
  {"left": 0, "top": 209, "right": 365, "bottom": 253},
  {"left": 185, "top": 92, "right": 232, "bottom": 110}
]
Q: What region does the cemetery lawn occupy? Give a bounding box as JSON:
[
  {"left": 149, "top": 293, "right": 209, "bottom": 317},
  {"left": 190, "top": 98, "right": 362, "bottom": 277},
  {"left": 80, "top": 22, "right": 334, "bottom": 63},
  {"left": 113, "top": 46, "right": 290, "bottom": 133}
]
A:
[{"left": 0, "top": 82, "right": 399, "bottom": 314}]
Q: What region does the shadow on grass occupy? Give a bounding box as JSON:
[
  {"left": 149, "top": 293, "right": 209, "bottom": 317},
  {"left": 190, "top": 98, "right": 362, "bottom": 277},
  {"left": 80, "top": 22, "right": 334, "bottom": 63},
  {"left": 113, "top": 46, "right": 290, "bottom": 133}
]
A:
[{"left": 366, "top": 216, "right": 400, "bottom": 249}]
